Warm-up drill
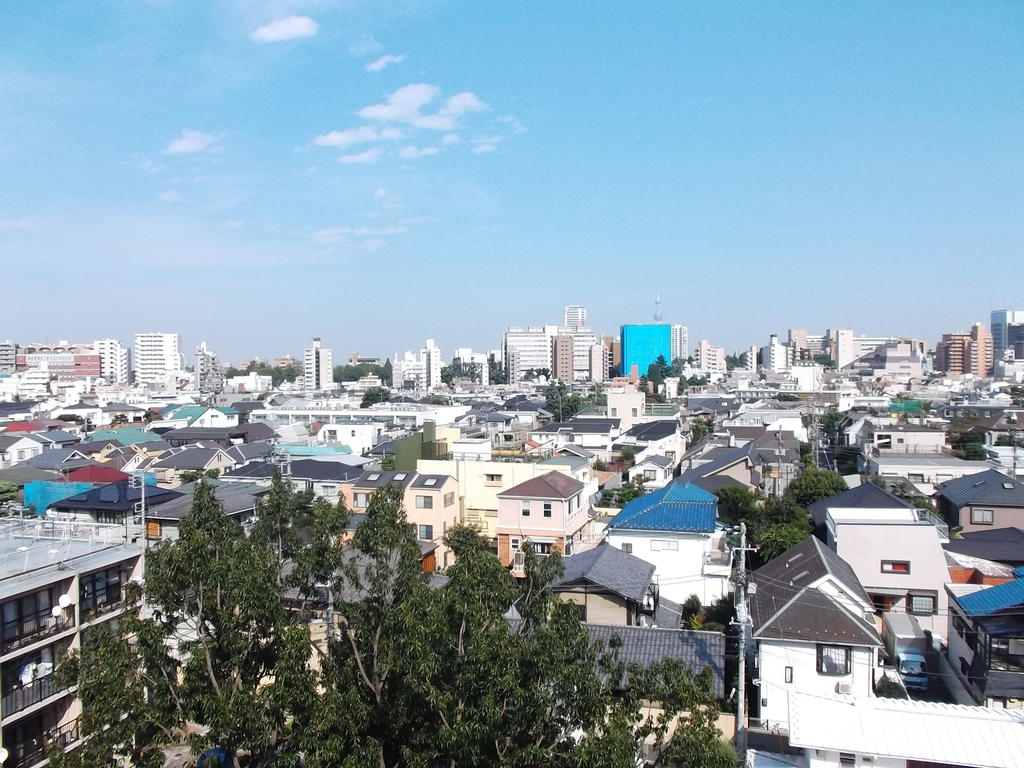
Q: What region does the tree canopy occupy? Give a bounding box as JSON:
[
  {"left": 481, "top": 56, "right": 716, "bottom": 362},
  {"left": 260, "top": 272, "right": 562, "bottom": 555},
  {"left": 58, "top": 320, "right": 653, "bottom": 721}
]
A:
[{"left": 53, "top": 476, "right": 736, "bottom": 768}]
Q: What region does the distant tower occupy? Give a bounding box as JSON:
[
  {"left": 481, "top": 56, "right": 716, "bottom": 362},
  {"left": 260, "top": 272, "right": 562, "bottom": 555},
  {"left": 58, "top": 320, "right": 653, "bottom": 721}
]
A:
[{"left": 653, "top": 291, "right": 664, "bottom": 322}]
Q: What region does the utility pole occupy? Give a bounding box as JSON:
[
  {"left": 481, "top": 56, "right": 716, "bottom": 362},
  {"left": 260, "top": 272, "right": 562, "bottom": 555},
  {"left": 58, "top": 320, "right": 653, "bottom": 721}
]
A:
[{"left": 734, "top": 522, "right": 752, "bottom": 755}]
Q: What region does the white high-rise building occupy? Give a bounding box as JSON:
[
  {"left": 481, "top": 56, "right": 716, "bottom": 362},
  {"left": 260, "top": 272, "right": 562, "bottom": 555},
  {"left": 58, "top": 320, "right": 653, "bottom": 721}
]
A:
[
  {"left": 195, "top": 341, "right": 224, "bottom": 394},
  {"left": 992, "top": 310, "right": 1024, "bottom": 362},
  {"left": 503, "top": 326, "right": 558, "bottom": 383},
  {"left": 694, "top": 339, "right": 726, "bottom": 374},
  {"left": 452, "top": 347, "right": 490, "bottom": 385},
  {"left": 760, "top": 334, "right": 790, "bottom": 373},
  {"left": 670, "top": 324, "right": 689, "bottom": 362},
  {"left": 133, "top": 332, "right": 183, "bottom": 385},
  {"left": 827, "top": 328, "right": 856, "bottom": 369},
  {"left": 392, "top": 339, "right": 444, "bottom": 390},
  {"left": 563, "top": 304, "right": 587, "bottom": 330},
  {"left": 93, "top": 339, "right": 129, "bottom": 384},
  {"left": 303, "top": 338, "right": 334, "bottom": 391},
  {"left": 423, "top": 339, "right": 442, "bottom": 390}
]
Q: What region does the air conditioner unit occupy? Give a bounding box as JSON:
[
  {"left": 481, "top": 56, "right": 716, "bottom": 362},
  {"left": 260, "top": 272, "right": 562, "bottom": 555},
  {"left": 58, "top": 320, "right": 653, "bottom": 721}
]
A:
[{"left": 835, "top": 682, "right": 853, "bottom": 695}]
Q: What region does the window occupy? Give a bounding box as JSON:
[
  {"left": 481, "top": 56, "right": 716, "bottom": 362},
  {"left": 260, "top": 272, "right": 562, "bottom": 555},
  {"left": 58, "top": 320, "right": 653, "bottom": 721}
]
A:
[
  {"left": 510, "top": 537, "right": 520, "bottom": 551},
  {"left": 908, "top": 473, "right": 925, "bottom": 483},
  {"left": 972, "top": 508, "right": 995, "bottom": 525},
  {"left": 650, "top": 540, "right": 679, "bottom": 551},
  {"left": 572, "top": 603, "right": 587, "bottom": 621},
  {"left": 423, "top": 478, "right": 438, "bottom": 487},
  {"left": 394, "top": 473, "right": 407, "bottom": 481},
  {"left": 444, "top": 492, "right": 455, "bottom": 507},
  {"left": 784, "top": 666, "right": 793, "bottom": 684},
  {"left": 953, "top": 615, "right": 968, "bottom": 639},
  {"left": 631, "top": 408, "right": 638, "bottom": 417},
  {"left": 2, "top": 590, "right": 54, "bottom": 648},
  {"left": 484, "top": 473, "right": 502, "bottom": 483},
  {"left": 960, "top": 656, "right": 970, "bottom": 676},
  {"left": 610, "top": 408, "right": 617, "bottom": 417},
  {"left": 521, "top": 502, "right": 531, "bottom": 517},
  {"left": 881, "top": 560, "right": 911, "bottom": 574},
  {"left": 644, "top": 469, "right": 657, "bottom": 481},
  {"left": 543, "top": 502, "right": 552, "bottom": 518},
  {"left": 353, "top": 493, "right": 368, "bottom": 508},
  {"left": 908, "top": 594, "right": 937, "bottom": 615},
  {"left": 621, "top": 543, "right": 632, "bottom": 554},
  {"left": 415, "top": 495, "right": 433, "bottom": 509},
  {"left": 838, "top": 754, "right": 856, "bottom": 768},
  {"left": 417, "top": 524, "right": 433, "bottom": 540},
  {"left": 80, "top": 568, "right": 123, "bottom": 615},
  {"left": 817, "top": 645, "right": 851, "bottom": 675},
  {"left": 366, "top": 473, "right": 380, "bottom": 481}
]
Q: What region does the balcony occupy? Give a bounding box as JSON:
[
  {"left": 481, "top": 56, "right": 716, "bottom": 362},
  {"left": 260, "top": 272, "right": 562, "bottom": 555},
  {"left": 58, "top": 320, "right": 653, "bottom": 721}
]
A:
[
  {"left": 914, "top": 508, "right": 949, "bottom": 540},
  {"left": 2, "top": 610, "right": 74, "bottom": 655},
  {"left": 1, "top": 673, "right": 65, "bottom": 718},
  {"left": 8, "top": 719, "right": 80, "bottom": 768}
]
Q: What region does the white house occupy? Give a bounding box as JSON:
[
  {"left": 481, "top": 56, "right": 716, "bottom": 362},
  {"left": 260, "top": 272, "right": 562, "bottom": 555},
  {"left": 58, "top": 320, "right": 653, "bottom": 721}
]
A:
[
  {"left": 605, "top": 482, "right": 730, "bottom": 605},
  {"left": 626, "top": 455, "right": 674, "bottom": 491},
  {"left": 749, "top": 536, "right": 883, "bottom": 733}
]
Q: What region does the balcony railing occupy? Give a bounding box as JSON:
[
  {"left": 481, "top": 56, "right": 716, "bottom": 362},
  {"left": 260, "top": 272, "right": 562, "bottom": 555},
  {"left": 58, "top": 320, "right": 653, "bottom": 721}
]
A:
[
  {"left": 2, "top": 610, "right": 74, "bottom": 654},
  {"left": 1, "top": 672, "right": 64, "bottom": 717},
  {"left": 8, "top": 718, "right": 80, "bottom": 768},
  {"left": 914, "top": 508, "right": 949, "bottom": 540}
]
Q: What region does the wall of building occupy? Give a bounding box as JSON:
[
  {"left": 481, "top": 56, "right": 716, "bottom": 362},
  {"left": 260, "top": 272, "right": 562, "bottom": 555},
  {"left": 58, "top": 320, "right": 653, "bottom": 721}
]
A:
[
  {"left": 604, "top": 531, "right": 723, "bottom": 603},
  {"left": 556, "top": 588, "right": 631, "bottom": 625}
]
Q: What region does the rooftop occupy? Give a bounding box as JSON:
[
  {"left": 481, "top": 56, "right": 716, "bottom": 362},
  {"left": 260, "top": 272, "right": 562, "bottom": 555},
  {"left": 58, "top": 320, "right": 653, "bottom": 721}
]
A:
[
  {"left": 608, "top": 482, "right": 717, "bottom": 533},
  {"left": 498, "top": 471, "right": 585, "bottom": 500},
  {"left": 938, "top": 469, "right": 1024, "bottom": 508},
  {"left": 554, "top": 544, "right": 655, "bottom": 604}
]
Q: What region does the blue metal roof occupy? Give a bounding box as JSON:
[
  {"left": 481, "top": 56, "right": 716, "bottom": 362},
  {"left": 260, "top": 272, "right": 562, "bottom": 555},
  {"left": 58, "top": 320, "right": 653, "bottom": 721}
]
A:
[
  {"left": 957, "top": 577, "right": 1024, "bottom": 617},
  {"left": 608, "top": 482, "right": 717, "bottom": 533}
]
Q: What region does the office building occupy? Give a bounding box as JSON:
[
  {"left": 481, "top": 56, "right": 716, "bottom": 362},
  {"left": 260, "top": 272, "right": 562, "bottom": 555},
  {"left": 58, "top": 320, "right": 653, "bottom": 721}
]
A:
[
  {"left": 827, "top": 328, "right": 856, "bottom": 369},
  {"left": 620, "top": 324, "right": 671, "bottom": 379},
  {"left": 133, "top": 332, "right": 183, "bottom": 386},
  {"left": 93, "top": 339, "right": 129, "bottom": 384},
  {"left": 670, "top": 324, "right": 689, "bottom": 362},
  {"left": 303, "top": 337, "right": 333, "bottom": 390},
  {"left": 563, "top": 305, "right": 587, "bottom": 330},
  {"left": 935, "top": 323, "right": 991, "bottom": 378},
  {"left": 393, "top": 339, "right": 443, "bottom": 390},
  {"left": 195, "top": 341, "right": 224, "bottom": 394},
  {"left": 992, "top": 310, "right": 1024, "bottom": 362},
  {"left": 588, "top": 344, "right": 607, "bottom": 383},
  {"left": 602, "top": 336, "right": 621, "bottom": 379},
  {"left": 503, "top": 326, "right": 558, "bottom": 383},
  {"left": 761, "top": 334, "right": 790, "bottom": 373},
  {"left": 15, "top": 344, "right": 101, "bottom": 381},
  {"left": 551, "top": 335, "right": 575, "bottom": 382}
]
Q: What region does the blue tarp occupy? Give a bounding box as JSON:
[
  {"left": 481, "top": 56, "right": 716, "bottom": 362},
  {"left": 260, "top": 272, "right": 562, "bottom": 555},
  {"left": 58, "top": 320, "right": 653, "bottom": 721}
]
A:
[{"left": 24, "top": 481, "right": 94, "bottom": 515}]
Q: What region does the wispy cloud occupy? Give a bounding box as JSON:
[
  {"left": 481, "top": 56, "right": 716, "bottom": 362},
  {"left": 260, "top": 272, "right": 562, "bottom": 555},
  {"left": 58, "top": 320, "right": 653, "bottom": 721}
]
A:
[
  {"left": 165, "top": 129, "right": 218, "bottom": 155},
  {"left": 250, "top": 16, "right": 319, "bottom": 43},
  {"left": 442, "top": 133, "right": 460, "bottom": 144},
  {"left": 472, "top": 144, "right": 497, "bottom": 154},
  {"left": 159, "top": 190, "right": 184, "bottom": 203},
  {"left": 312, "top": 126, "right": 402, "bottom": 148},
  {"left": 366, "top": 54, "right": 406, "bottom": 72},
  {"left": 310, "top": 223, "right": 408, "bottom": 245},
  {"left": 348, "top": 34, "right": 382, "bottom": 57},
  {"left": 360, "top": 239, "right": 385, "bottom": 252},
  {"left": 499, "top": 115, "right": 526, "bottom": 134},
  {"left": 398, "top": 145, "right": 438, "bottom": 159},
  {"left": 339, "top": 147, "right": 382, "bottom": 164},
  {"left": 358, "top": 84, "right": 487, "bottom": 130}
]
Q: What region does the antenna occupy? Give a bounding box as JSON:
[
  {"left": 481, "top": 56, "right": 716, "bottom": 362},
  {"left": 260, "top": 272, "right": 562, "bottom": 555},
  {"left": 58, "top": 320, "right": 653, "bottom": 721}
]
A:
[{"left": 653, "top": 290, "right": 664, "bottom": 322}]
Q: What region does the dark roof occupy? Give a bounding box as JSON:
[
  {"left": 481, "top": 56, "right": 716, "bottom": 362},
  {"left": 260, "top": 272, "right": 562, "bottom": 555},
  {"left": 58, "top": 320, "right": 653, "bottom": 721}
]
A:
[
  {"left": 637, "top": 454, "right": 673, "bottom": 469},
  {"left": 944, "top": 528, "right": 1024, "bottom": 566},
  {"left": 75, "top": 439, "right": 124, "bottom": 453},
  {"left": 52, "top": 480, "right": 182, "bottom": 512},
  {"left": 498, "top": 471, "right": 584, "bottom": 500},
  {"left": 749, "top": 536, "right": 881, "bottom": 647},
  {"left": 554, "top": 544, "right": 655, "bottom": 603},
  {"left": 409, "top": 474, "right": 452, "bottom": 489},
  {"left": 231, "top": 422, "right": 276, "bottom": 443},
  {"left": 350, "top": 470, "right": 417, "bottom": 490},
  {"left": 808, "top": 483, "right": 913, "bottom": 532},
  {"left": 623, "top": 421, "right": 678, "bottom": 441},
  {"left": 690, "top": 475, "right": 747, "bottom": 495},
  {"left": 608, "top": 482, "right": 717, "bottom": 533},
  {"left": 289, "top": 459, "right": 365, "bottom": 482},
  {"left": 225, "top": 442, "right": 274, "bottom": 463},
  {"left": 366, "top": 439, "right": 397, "bottom": 457},
  {"left": 147, "top": 481, "right": 268, "bottom": 522},
  {"left": 228, "top": 401, "right": 265, "bottom": 414},
  {"left": 161, "top": 427, "right": 235, "bottom": 441},
  {"left": 938, "top": 469, "right": 1024, "bottom": 509},
  {"left": 676, "top": 444, "right": 755, "bottom": 485},
  {"left": 22, "top": 447, "right": 88, "bottom": 470},
  {"left": 0, "top": 466, "right": 60, "bottom": 485},
  {"left": 151, "top": 448, "right": 226, "bottom": 470},
  {"left": 583, "top": 624, "right": 725, "bottom": 697},
  {"left": 135, "top": 439, "right": 172, "bottom": 452}
]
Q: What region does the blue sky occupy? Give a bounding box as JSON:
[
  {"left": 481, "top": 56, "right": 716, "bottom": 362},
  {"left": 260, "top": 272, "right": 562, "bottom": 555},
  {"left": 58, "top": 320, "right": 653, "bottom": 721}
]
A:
[{"left": 2, "top": 1, "right": 1022, "bottom": 363}]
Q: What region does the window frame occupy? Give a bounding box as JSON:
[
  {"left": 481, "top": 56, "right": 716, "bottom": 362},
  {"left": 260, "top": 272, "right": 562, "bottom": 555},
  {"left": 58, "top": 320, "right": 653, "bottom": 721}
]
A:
[
  {"left": 417, "top": 524, "right": 433, "bottom": 541},
  {"left": 881, "top": 560, "right": 911, "bottom": 575},
  {"left": 521, "top": 502, "right": 531, "bottom": 517},
  {"left": 816, "top": 644, "right": 852, "bottom": 676},
  {"left": 971, "top": 507, "right": 995, "bottom": 525},
  {"left": 415, "top": 495, "right": 433, "bottom": 509},
  {"left": 907, "top": 593, "right": 937, "bottom": 616},
  {"left": 543, "top": 502, "right": 552, "bottom": 518},
  {"left": 353, "top": 492, "right": 368, "bottom": 508}
]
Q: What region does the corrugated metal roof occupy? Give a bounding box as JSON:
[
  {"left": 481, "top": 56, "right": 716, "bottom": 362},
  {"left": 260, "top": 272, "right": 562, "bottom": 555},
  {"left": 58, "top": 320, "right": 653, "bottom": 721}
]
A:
[
  {"left": 938, "top": 469, "right": 1024, "bottom": 509},
  {"left": 956, "top": 577, "right": 1024, "bottom": 617},
  {"left": 607, "top": 482, "right": 717, "bottom": 533},
  {"left": 788, "top": 692, "right": 1024, "bottom": 768}
]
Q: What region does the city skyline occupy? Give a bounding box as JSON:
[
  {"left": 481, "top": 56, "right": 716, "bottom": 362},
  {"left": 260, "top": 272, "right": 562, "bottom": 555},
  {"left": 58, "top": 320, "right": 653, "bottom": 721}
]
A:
[{"left": 3, "top": 2, "right": 1023, "bottom": 358}]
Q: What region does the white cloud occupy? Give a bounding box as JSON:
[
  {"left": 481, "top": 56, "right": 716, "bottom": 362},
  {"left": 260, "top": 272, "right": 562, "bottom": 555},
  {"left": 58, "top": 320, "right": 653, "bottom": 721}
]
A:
[
  {"left": 358, "top": 84, "right": 487, "bottom": 130},
  {"left": 159, "top": 190, "right": 184, "bottom": 203},
  {"left": 366, "top": 54, "right": 405, "bottom": 72},
  {"left": 373, "top": 187, "right": 388, "bottom": 200},
  {"left": 339, "top": 148, "right": 382, "bottom": 164},
  {"left": 138, "top": 158, "right": 166, "bottom": 174},
  {"left": 360, "top": 239, "right": 385, "bottom": 252},
  {"left": 311, "top": 223, "right": 407, "bottom": 246},
  {"left": 0, "top": 218, "right": 34, "bottom": 231},
  {"left": 250, "top": 16, "right": 319, "bottom": 43},
  {"left": 311, "top": 227, "right": 350, "bottom": 245},
  {"left": 472, "top": 144, "right": 497, "bottom": 154},
  {"left": 313, "top": 125, "right": 402, "bottom": 148},
  {"left": 499, "top": 114, "right": 526, "bottom": 134},
  {"left": 398, "top": 145, "right": 439, "bottom": 159},
  {"left": 442, "top": 133, "right": 460, "bottom": 144},
  {"left": 349, "top": 35, "right": 382, "bottom": 57},
  {"left": 164, "top": 129, "right": 217, "bottom": 155}
]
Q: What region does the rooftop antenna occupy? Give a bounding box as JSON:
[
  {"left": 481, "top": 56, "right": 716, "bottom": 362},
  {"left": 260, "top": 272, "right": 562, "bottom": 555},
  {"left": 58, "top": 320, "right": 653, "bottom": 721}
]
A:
[{"left": 653, "top": 290, "right": 664, "bottom": 323}]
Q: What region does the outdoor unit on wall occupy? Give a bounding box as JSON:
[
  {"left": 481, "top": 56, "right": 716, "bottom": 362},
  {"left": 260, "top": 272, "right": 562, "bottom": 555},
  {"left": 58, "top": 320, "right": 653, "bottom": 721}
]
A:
[{"left": 835, "top": 682, "right": 853, "bottom": 694}]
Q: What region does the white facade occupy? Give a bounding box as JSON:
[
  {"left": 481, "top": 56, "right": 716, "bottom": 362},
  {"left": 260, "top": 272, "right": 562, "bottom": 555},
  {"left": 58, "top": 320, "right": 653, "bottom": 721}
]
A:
[
  {"left": 303, "top": 337, "right": 334, "bottom": 391},
  {"left": 393, "top": 339, "right": 444, "bottom": 390},
  {"left": 588, "top": 344, "right": 606, "bottom": 383},
  {"left": 133, "top": 332, "right": 183, "bottom": 385},
  {"left": 828, "top": 328, "right": 856, "bottom": 368},
  {"left": 503, "top": 326, "right": 558, "bottom": 382},
  {"left": 93, "top": 338, "right": 129, "bottom": 384},
  {"left": 563, "top": 304, "right": 587, "bottom": 329},
  {"left": 694, "top": 339, "right": 726, "bottom": 373},
  {"left": 760, "top": 334, "right": 790, "bottom": 373},
  {"left": 670, "top": 324, "right": 689, "bottom": 362},
  {"left": 315, "top": 421, "right": 386, "bottom": 455},
  {"left": 451, "top": 347, "right": 490, "bottom": 385},
  {"left": 605, "top": 529, "right": 730, "bottom": 604}
]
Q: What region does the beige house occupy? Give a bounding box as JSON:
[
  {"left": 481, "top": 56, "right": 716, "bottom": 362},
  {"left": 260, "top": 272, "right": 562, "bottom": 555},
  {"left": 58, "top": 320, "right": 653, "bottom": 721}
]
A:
[
  {"left": 145, "top": 447, "right": 237, "bottom": 488},
  {"left": 496, "top": 471, "right": 592, "bottom": 574},
  {"left": 340, "top": 471, "right": 459, "bottom": 568},
  {"left": 551, "top": 544, "right": 660, "bottom": 626},
  {"left": 937, "top": 469, "right": 1024, "bottom": 534}
]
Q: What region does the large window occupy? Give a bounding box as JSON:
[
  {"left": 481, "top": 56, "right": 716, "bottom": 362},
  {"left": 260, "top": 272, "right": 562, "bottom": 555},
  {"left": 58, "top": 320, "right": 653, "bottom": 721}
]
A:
[
  {"left": 417, "top": 525, "right": 433, "bottom": 541},
  {"left": 353, "top": 493, "right": 368, "bottom": 508},
  {"left": 971, "top": 508, "right": 995, "bottom": 525},
  {"left": 908, "top": 593, "right": 937, "bottom": 616},
  {"left": 444, "top": 492, "right": 455, "bottom": 507},
  {"left": 650, "top": 540, "right": 679, "bottom": 551},
  {"left": 415, "top": 495, "right": 433, "bottom": 509},
  {"left": 80, "top": 568, "right": 123, "bottom": 616},
  {"left": 644, "top": 470, "right": 657, "bottom": 481},
  {"left": 1, "top": 590, "right": 56, "bottom": 651},
  {"left": 816, "top": 644, "right": 851, "bottom": 675}
]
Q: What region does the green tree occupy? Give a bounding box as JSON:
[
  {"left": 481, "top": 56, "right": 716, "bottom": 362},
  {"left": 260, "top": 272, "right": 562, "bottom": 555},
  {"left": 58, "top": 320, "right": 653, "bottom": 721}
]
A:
[
  {"left": 0, "top": 481, "right": 18, "bottom": 504},
  {"left": 179, "top": 468, "right": 220, "bottom": 484},
  {"left": 783, "top": 466, "right": 847, "bottom": 508},
  {"left": 757, "top": 523, "right": 810, "bottom": 562},
  {"left": 361, "top": 386, "right": 391, "bottom": 408},
  {"left": 544, "top": 382, "right": 584, "bottom": 421},
  {"left": 812, "top": 353, "right": 835, "bottom": 368},
  {"left": 715, "top": 486, "right": 759, "bottom": 527},
  {"left": 441, "top": 359, "right": 482, "bottom": 385},
  {"left": 689, "top": 418, "right": 710, "bottom": 443},
  {"left": 725, "top": 352, "right": 748, "bottom": 370}
]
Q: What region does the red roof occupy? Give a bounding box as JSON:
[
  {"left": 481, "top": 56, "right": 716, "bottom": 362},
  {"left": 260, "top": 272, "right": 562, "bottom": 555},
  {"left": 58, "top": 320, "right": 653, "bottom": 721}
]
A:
[
  {"left": 57, "top": 466, "right": 131, "bottom": 484},
  {"left": 2, "top": 421, "right": 44, "bottom": 433}
]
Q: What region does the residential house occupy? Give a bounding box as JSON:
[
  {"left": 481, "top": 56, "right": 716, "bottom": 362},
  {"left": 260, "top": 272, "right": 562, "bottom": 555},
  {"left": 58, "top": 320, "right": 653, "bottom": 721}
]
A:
[
  {"left": 50, "top": 480, "right": 182, "bottom": 524},
  {"left": 605, "top": 482, "right": 730, "bottom": 604},
  {"left": 313, "top": 421, "right": 386, "bottom": 455},
  {"left": 820, "top": 486, "right": 950, "bottom": 635},
  {"left": 340, "top": 471, "right": 460, "bottom": 568},
  {"left": 143, "top": 480, "right": 269, "bottom": 541},
  {"left": 20, "top": 448, "right": 91, "bottom": 474},
  {"left": 865, "top": 455, "right": 993, "bottom": 494},
  {"left": 749, "top": 537, "right": 883, "bottom": 732},
  {"left": 937, "top": 469, "right": 1024, "bottom": 533},
  {"left": 627, "top": 455, "right": 674, "bottom": 491},
  {"left": 552, "top": 544, "right": 660, "bottom": 626},
  {"left": 153, "top": 404, "right": 239, "bottom": 430},
  {"left": 946, "top": 577, "right": 1024, "bottom": 708},
  {"left": 615, "top": 420, "right": 683, "bottom": 467},
  {"left": 221, "top": 458, "right": 363, "bottom": 502},
  {"left": 496, "top": 471, "right": 591, "bottom": 574},
  {"left": 0, "top": 435, "right": 49, "bottom": 468},
  {"left": 0, "top": 518, "right": 144, "bottom": 768},
  {"left": 677, "top": 443, "right": 759, "bottom": 493},
  {"left": 160, "top": 427, "right": 237, "bottom": 449},
  {"left": 529, "top": 418, "right": 621, "bottom": 461},
  {"left": 808, "top": 482, "right": 915, "bottom": 541},
  {"left": 146, "top": 447, "right": 237, "bottom": 487},
  {"left": 944, "top": 527, "right": 1024, "bottom": 569},
  {"left": 856, "top": 421, "right": 948, "bottom": 464}
]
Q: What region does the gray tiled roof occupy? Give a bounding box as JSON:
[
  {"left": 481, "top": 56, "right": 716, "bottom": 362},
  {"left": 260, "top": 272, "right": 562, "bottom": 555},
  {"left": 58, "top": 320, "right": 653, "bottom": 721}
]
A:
[
  {"left": 808, "top": 482, "right": 912, "bottom": 532},
  {"left": 938, "top": 469, "right": 1024, "bottom": 508},
  {"left": 554, "top": 544, "right": 655, "bottom": 604}
]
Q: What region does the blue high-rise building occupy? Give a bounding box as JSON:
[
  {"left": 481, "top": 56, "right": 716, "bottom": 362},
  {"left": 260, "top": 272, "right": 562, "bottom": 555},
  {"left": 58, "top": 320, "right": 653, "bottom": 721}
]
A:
[{"left": 620, "top": 324, "right": 671, "bottom": 378}]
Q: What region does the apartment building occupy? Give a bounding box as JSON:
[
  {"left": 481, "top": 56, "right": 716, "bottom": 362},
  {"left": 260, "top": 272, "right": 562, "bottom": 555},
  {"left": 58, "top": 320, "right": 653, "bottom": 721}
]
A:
[
  {"left": 0, "top": 518, "right": 143, "bottom": 768},
  {"left": 670, "top": 324, "right": 688, "bottom": 362},
  {"left": 694, "top": 339, "right": 726, "bottom": 374},
  {"left": 132, "top": 332, "right": 183, "bottom": 385},
  {"left": 195, "top": 341, "right": 224, "bottom": 394},
  {"left": 303, "top": 337, "right": 334, "bottom": 391},
  {"left": 935, "top": 323, "right": 992, "bottom": 378},
  {"left": 92, "top": 339, "right": 129, "bottom": 384}
]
